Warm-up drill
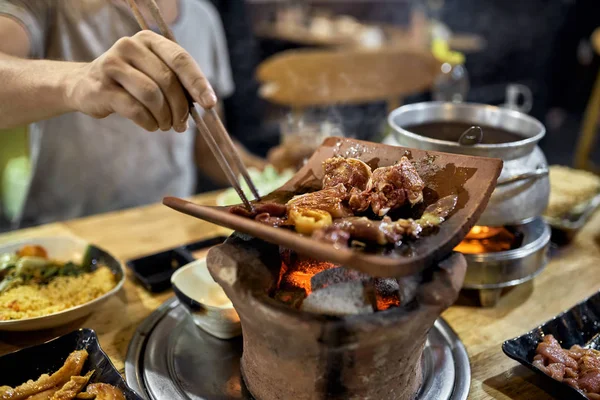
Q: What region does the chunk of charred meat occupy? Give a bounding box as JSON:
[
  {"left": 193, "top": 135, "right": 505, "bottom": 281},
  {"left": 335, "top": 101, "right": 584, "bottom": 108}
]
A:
[
  {"left": 229, "top": 202, "right": 287, "bottom": 218},
  {"left": 0, "top": 350, "right": 88, "bottom": 400},
  {"left": 51, "top": 371, "right": 93, "bottom": 400},
  {"left": 533, "top": 334, "right": 600, "bottom": 398},
  {"left": 366, "top": 157, "right": 424, "bottom": 216},
  {"left": 84, "top": 384, "right": 125, "bottom": 400},
  {"left": 322, "top": 157, "right": 372, "bottom": 193},
  {"left": 286, "top": 184, "right": 351, "bottom": 218}
]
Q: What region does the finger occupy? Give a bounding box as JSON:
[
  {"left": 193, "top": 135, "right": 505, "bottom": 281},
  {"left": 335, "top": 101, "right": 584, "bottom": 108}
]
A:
[
  {"left": 104, "top": 52, "right": 172, "bottom": 131},
  {"left": 123, "top": 42, "right": 189, "bottom": 132},
  {"left": 109, "top": 87, "right": 158, "bottom": 132},
  {"left": 135, "top": 31, "right": 217, "bottom": 109}
]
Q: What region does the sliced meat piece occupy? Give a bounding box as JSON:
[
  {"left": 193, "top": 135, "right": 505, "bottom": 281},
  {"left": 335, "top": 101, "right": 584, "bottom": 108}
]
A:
[
  {"left": 0, "top": 350, "right": 88, "bottom": 400},
  {"left": 287, "top": 184, "right": 351, "bottom": 218},
  {"left": 322, "top": 157, "right": 372, "bottom": 192},
  {"left": 230, "top": 202, "right": 287, "bottom": 218},
  {"left": 51, "top": 371, "right": 93, "bottom": 400},
  {"left": 579, "top": 369, "right": 600, "bottom": 393},
  {"left": 536, "top": 336, "right": 578, "bottom": 370},
  {"left": 545, "top": 363, "right": 566, "bottom": 381},
  {"left": 84, "top": 384, "right": 125, "bottom": 400}
]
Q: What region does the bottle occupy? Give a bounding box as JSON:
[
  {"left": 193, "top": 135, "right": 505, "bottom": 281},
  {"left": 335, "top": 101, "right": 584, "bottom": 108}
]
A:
[{"left": 431, "top": 38, "right": 470, "bottom": 103}]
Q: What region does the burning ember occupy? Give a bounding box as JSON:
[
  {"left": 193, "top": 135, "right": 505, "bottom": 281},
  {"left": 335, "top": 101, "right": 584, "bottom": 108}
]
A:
[
  {"left": 272, "top": 254, "right": 402, "bottom": 314},
  {"left": 454, "top": 225, "right": 521, "bottom": 254}
]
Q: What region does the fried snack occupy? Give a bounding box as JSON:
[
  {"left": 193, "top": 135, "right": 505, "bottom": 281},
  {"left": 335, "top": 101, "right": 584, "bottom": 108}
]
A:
[
  {"left": 85, "top": 384, "right": 125, "bottom": 400},
  {"left": 545, "top": 165, "right": 600, "bottom": 218},
  {"left": 51, "top": 371, "right": 93, "bottom": 400},
  {"left": 24, "top": 388, "right": 60, "bottom": 400},
  {"left": 0, "top": 350, "right": 88, "bottom": 400},
  {"left": 289, "top": 208, "right": 333, "bottom": 235}
]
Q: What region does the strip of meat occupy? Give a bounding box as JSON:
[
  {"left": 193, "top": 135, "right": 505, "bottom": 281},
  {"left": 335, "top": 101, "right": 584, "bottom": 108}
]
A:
[
  {"left": 84, "top": 384, "right": 125, "bottom": 400},
  {"left": 0, "top": 350, "right": 88, "bottom": 400},
  {"left": 322, "top": 158, "right": 372, "bottom": 192},
  {"left": 230, "top": 202, "right": 287, "bottom": 218},
  {"left": 287, "top": 184, "right": 351, "bottom": 218},
  {"left": 50, "top": 371, "right": 93, "bottom": 400},
  {"left": 536, "top": 341, "right": 578, "bottom": 370}
]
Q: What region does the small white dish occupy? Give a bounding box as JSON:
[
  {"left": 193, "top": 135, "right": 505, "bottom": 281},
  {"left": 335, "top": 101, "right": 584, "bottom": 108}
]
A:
[
  {"left": 171, "top": 258, "right": 241, "bottom": 339},
  {"left": 0, "top": 236, "right": 125, "bottom": 331}
]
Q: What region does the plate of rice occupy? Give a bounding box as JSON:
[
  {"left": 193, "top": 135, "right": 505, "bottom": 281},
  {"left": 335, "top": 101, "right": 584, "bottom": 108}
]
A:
[{"left": 0, "top": 236, "right": 125, "bottom": 331}]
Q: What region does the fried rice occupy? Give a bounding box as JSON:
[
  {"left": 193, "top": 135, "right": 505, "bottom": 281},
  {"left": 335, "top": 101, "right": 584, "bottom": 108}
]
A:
[{"left": 0, "top": 266, "right": 117, "bottom": 321}]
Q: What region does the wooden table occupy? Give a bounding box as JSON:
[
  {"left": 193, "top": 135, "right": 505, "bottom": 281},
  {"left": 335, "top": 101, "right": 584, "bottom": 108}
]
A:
[{"left": 1, "top": 192, "right": 600, "bottom": 399}]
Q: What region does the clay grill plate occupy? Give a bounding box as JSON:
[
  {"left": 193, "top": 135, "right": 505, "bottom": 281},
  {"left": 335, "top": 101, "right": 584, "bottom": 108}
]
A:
[{"left": 164, "top": 137, "right": 502, "bottom": 277}]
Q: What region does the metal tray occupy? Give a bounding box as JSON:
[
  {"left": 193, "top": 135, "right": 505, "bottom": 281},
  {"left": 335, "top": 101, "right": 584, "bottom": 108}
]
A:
[{"left": 125, "top": 298, "right": 471, "bottom": 400}]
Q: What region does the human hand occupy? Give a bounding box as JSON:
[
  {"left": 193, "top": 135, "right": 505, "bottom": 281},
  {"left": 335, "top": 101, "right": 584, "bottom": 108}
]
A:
[{"left": 64, "top": 30, "right": 216, "bottom": 132}]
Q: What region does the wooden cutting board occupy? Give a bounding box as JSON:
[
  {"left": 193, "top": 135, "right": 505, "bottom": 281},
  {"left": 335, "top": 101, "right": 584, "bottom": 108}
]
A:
[{"left": 164, "top": 137, "right": 502, "bottom": 277}]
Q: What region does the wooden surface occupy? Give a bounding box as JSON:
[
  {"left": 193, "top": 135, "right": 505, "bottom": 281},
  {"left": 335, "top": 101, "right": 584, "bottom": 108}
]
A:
[{"left": 1, "top": 191, "right": 600, "bottom": 399}]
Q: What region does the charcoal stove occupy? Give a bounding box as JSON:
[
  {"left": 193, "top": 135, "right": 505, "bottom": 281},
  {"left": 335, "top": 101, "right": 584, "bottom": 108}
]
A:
[
  {"left": 207, "top": 233, "right": 468, "bottom": 400},
  {"left": 125, "top": 233, "right": 471, "bottom": 400}
]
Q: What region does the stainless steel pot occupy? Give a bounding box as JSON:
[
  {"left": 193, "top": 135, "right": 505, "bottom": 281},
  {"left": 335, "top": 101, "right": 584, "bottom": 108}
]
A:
[{"left": 388, "top": 102, "right": 549, "bottom": 226}]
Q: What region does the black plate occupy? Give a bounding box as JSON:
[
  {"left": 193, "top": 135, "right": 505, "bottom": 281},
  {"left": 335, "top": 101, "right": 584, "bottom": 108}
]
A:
[
  {"left": 502, "top": 291, "right": 600, "bottom": 399},
  {"left": 126, "top": 236, "right": 227, "bottom": 292},
  {"left": 0, "top": 328, "right": 143, "bottom": 400}
]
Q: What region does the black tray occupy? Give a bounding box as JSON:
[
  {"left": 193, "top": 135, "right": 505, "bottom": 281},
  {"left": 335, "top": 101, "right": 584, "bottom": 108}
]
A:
[
  {"left": 0, "top": 328, "right": 143, "bottom": 400},
  {"left": 502, "top": 291, "right": 600, "bottom": 399},
  {"left": 126, "top": 236, "right": 227, "bottom": 292}
]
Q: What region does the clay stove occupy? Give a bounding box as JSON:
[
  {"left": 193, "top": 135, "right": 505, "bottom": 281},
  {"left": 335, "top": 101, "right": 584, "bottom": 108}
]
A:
[{"left": 207, "top": 233, "right": 467, "bottom": 400}]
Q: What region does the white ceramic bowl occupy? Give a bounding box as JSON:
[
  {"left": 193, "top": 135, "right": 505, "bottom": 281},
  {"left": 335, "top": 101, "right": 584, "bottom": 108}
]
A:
[
  {"left": 0, "top": 236, "right": 125, "bottom": 331},
  {"left": 171, "top": 258, "right": 241, "bottom": 339}
]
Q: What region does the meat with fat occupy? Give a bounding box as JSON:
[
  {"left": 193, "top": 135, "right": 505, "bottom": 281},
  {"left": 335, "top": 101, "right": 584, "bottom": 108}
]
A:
[
  {"left": 84, "top": 384, "right": 125, "bottom": 400},
  {"left": 322, "top": 157, "right": 372, "bottom": 193},
  {"left": 286, "top": 184, "right": 351, "bottom": 218}
]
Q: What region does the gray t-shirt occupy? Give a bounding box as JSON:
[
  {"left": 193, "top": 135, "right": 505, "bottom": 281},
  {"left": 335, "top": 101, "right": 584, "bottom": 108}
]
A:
[{"left": 0, "top": 0, "right": 234, "bottom": 227}]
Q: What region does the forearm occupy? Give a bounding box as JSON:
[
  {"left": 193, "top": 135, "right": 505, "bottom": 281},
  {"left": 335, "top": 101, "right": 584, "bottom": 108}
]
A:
[{"left": 0, "top": 52, "right": 79, "bottom": 129}]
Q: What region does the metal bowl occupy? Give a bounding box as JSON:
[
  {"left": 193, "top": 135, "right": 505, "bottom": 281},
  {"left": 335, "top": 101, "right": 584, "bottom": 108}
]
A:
[
  {"left": 388, "top": 102, "right": 550, "bottom": 226},
  {"left": 461, "top": 217, "right": 550, "bottom": 306}
]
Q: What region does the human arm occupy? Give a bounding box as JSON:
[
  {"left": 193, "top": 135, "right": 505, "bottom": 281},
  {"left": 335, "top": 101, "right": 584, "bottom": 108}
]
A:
[{"left": 0, "top": 14, "right": 217, "bottom": 131}]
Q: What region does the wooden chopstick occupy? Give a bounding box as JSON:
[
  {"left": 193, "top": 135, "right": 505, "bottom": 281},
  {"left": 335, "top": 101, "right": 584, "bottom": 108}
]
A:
[{"left": 126, "top": 0, "right": 260, "bottom": 210}]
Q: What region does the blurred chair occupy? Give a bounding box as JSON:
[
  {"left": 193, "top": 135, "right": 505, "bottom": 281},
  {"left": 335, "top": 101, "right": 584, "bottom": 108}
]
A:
[
  {"left": 256, "top": 46, "right": 441, "bottom": 112},
  {"left": 574, "top": 28, "right": 600, "bottom": 171}
]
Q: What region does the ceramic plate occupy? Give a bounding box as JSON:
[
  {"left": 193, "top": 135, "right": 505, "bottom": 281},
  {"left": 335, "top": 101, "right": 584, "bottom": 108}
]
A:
[
  {"left": 502, "top": 291, "right": 600, "bottom": 399},
  {"left": 0, "top": 236, "right": 125, "bottom": 331},
  {"left": 0, "top": 328, "right": 142, "bottom": 399}
]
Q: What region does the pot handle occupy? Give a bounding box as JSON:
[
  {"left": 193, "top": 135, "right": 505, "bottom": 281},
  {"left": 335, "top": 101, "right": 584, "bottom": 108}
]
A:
[{"left": 496, "top": 166, "right": 548, "bottom": 186}]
